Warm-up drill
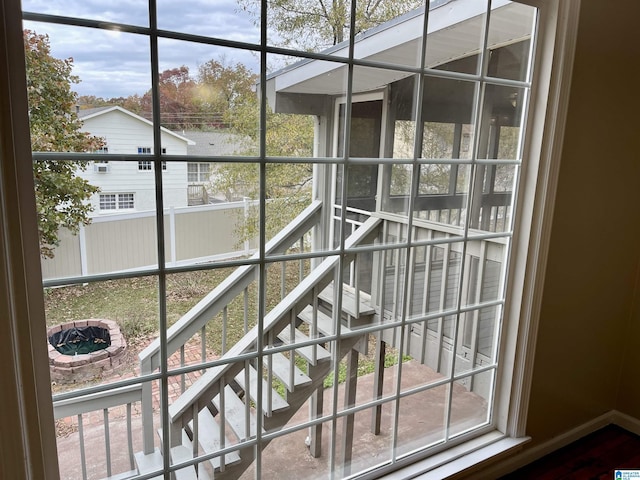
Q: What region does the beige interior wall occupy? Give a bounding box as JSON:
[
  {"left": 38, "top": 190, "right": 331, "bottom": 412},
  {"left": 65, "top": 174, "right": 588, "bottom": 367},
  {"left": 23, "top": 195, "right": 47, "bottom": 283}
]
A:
[{"left": 525, "top": 0, "right": 640, "bottom": 443}]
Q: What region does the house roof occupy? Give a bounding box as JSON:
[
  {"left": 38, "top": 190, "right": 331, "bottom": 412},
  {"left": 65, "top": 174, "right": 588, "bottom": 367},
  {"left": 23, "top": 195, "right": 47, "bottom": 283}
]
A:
[
  {"left": 176, "top": 130, "right": 250, "bottom": 156},
  {"left": 78, "top": 105, "right": 195, "bottom": 145},
  {"left": 266, "top": 0, "right": 534, "bottom": 100}
]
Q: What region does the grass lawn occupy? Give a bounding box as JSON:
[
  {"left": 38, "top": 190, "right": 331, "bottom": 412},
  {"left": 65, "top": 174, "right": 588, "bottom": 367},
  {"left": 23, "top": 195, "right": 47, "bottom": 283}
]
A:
[{"left": 44, "top": 260, "right": 410, "bottom": 391}]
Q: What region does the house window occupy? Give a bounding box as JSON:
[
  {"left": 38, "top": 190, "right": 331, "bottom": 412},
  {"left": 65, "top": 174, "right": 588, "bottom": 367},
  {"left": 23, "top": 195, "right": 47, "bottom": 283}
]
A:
[
  {"left": 99, "top": 193, "right": 134, "bottom": 211},
  {"left": 18, "top": 1, "right": 579, "bottom": 479},
  {"left": 138, "top": 147, "right": 167, "bottom": 170},
  {"left": 137, "top": 160, "right": 152, "bottom": 170},
  {"left": 187, "top": 162, "right": 210, "bottom": 182}
]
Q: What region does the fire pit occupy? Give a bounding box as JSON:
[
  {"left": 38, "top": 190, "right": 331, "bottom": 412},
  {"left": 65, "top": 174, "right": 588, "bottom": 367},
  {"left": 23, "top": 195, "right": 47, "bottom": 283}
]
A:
[{"left": 47, "top": 319, "right": 126, "bottom": 383}]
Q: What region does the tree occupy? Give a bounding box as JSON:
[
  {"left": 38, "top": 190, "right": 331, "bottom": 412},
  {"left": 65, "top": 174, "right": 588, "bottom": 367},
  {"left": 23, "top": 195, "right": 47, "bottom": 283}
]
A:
[
  {"left": 139, "top": 66, "right": 205, "bottom": 129},
  {"left": 211, "top": 110, "right": 315, "bottom": 242},
  {"left": 77, "top": 94, "right": 144, "bottom": 116},
  {"left": 238, "top": 0, "right": 423, "bottom": 50},
  {"left": 24, "top": 30, "right": 103, "bottom": 258},
  {"left": 199, "top": 58, "right": 315, "bottom": 242},
  {"left": 198, "top": 59, "right": 258, "bottom": 122}
]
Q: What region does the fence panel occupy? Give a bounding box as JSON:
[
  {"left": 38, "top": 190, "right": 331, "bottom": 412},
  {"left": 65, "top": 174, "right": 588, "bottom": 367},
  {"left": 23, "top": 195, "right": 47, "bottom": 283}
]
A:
[{"left": 41, "top": 201, "right": 256, "bottom": 281}]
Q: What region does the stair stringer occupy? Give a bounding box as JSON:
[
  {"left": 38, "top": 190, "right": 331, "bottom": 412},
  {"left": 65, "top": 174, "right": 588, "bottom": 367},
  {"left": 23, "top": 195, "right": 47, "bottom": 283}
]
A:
[
  {"left": 212, "top": 333, "right": 368, "bottom": 480},
  {"left": 167, "top": 216, "right": 382, "bottom": 472}
]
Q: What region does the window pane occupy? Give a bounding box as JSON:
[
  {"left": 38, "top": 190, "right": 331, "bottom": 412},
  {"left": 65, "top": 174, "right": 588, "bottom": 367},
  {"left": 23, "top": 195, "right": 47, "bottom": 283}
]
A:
[
  {"left": 395, "top": 385, "right": 448, "bottom": 457},
  {"left": 157, "top": 0, "right": 260, "bottom": 44},
  {"left": 23, "top": 0, "right": 149, "bottom": 26},
  {"left": 486, "top": 2, "right": 536, "bottom": 82},
  {"left": 449, "top": 370, "right": 493, "bottom": 437},
  {"left": 118, "top": 193, "right": 135, "bottom": 209},
  {"left": 428, "top": 0, "right": 486, "bottom": 75}
]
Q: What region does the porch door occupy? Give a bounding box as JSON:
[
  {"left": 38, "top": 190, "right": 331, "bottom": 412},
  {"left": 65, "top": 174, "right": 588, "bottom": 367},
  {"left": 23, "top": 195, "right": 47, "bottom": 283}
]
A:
[
  {"left": 334, "top": 97, "right": 384, "bottom": 295},
  {"left": 335, "top": 99, "right": 383, "bottom": 212}
]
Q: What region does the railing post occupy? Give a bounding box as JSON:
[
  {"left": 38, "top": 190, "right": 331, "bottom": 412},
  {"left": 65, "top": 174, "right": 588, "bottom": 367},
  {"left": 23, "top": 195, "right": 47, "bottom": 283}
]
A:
[
  {"left": 169, "top": 206, "right": 176, "bottom": 266},
  {"left": 141, "top": 360, "right": 155, "bottom": 455},
  {"left": 79, "top": 224, "right": 88, "bottom": 278},
  {"left": 243, "top": 197, "right": 250, "bottom": 255}
]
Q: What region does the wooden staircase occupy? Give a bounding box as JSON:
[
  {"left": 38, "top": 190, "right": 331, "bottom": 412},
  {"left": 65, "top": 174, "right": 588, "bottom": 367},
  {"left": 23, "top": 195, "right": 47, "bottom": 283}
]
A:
[{"left": 132, "top": 217, "right": 381, "bottom": 479}]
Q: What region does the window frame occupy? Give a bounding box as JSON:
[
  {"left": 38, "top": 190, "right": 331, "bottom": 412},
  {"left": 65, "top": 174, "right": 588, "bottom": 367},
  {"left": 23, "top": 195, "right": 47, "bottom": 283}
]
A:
[
  {"left": 98, "top": 192, "right": 135, "bottom": 212},
  {"left": 187, "top": 162, "right": 211, "bottom": 183},
  {"left": 0, "top": 0, "right": 582, "bottom": 479}
]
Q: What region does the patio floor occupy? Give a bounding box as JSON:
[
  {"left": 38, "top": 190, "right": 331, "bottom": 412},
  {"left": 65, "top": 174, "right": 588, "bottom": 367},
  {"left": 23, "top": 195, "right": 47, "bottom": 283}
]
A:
[{"left": 54, "top": 341, "right": 488, "bottom": 480}]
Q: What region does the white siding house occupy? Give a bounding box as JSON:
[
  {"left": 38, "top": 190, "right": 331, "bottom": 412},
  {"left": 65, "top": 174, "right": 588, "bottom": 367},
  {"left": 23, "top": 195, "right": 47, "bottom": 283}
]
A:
[{"left": 78, "top": 106, "right": 195, "bottom": 213}]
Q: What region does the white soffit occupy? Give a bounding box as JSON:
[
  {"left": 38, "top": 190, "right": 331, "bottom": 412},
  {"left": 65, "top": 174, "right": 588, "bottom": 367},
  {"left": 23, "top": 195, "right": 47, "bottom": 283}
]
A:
[{"left": 269, "top": 0, "right": 534, "bottom": 97}]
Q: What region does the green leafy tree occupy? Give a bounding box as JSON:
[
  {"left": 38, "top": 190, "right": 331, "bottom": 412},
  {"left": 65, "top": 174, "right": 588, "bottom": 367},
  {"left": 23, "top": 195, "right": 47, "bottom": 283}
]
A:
[
  {"left": 238, "top": 0, "right": 423, "bottom": 50},
  {"left": 24, "top": 30, "right": 103, "bottom": 258},
  {"left": 198, "top": 59, "right": 258, "bottom": 124},
  {"left": 191, "top": 57, "right": 314, "bottom": 242},
  {"left": 212, "top": 110, "right": 315, "bottom": 242}
]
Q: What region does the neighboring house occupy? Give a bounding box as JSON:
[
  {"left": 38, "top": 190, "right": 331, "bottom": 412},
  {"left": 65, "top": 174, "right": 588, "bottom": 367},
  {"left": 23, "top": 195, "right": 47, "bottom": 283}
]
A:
[
  {"left": 177, "top": 130, "right": 251, "bottom": 204},
  {"left": 78, "top": 106, "right": 195, "bottom": 213}
]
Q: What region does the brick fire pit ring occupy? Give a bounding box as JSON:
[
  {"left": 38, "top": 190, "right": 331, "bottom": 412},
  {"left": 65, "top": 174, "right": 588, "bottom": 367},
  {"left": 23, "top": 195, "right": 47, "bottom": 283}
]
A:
[{"left": 47, "top": 319, "right": 127, "bottom": 383}]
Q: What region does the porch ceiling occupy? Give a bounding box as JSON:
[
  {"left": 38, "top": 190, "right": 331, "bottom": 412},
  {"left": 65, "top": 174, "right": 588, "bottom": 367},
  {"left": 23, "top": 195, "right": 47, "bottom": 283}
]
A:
[{"left": 267, "top": 0, "right": 535, "bottom": 100}]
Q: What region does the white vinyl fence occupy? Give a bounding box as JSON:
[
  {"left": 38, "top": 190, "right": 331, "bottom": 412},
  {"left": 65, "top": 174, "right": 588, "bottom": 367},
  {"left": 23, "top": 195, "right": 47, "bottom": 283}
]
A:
[{"left": 41, "top": 200, "right": 258, "bottom": 281}]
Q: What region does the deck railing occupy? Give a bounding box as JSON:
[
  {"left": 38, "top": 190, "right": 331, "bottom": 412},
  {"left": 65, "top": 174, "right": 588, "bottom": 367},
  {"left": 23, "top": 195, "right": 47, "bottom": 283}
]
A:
[{"left": 53, "top": 384, "right": 143, "bottom": 480}]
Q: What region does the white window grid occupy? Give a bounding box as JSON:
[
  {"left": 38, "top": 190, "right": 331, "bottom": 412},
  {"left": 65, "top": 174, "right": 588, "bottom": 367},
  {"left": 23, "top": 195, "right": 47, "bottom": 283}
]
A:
[
  {"left": 99, "top": 193, "right": 135, "bottom": 211},
  {"left": 23, "top": 1, "right": 556, "bottom": 478},
  {"left": 187, "top": 162, "right": 210, "bottom": 183}
]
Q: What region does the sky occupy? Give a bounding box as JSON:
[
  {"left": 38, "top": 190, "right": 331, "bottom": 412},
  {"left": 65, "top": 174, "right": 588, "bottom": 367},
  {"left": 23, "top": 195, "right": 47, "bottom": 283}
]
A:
[{"left": 22, "top": 0, "right": 262, "bottom": 98}]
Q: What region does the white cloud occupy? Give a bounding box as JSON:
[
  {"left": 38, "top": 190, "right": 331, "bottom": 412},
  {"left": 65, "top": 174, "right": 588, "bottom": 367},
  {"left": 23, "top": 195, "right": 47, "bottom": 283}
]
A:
[{"left": 22, "top": 0, "right": 259, "bottom": 98}]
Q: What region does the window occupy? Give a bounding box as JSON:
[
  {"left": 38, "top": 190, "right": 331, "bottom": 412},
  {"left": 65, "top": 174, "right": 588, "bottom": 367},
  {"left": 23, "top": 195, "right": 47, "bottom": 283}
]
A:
[
  {"left": 137, "top": 159, "right": 152, "bottom": 170},
  {"left": 13, "top": 1, "right": 580, "bottom": 479},
  {"left": 138, "top": 147, "right": 167, "bottom": 170},
  {"left": 99, "top": 193, "right": 135, "bottom": 211},
  {"left": 188, "top": 162, "right": 210, "bottom": 182}
]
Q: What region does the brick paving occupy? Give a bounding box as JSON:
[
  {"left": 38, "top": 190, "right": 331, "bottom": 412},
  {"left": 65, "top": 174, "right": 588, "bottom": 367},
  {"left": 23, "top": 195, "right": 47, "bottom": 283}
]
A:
[{"left": 56, "top": 336, "right": 217, "bottom": 430}]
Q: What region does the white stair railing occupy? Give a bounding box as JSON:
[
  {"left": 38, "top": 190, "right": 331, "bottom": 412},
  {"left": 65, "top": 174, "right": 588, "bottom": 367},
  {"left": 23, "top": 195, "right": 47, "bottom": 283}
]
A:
[
  {"left": 139, "top": 200, "right": 323, "bottom": 453},
  {"left": 167, "top": 216, "right": 381, "bottom": 440}
]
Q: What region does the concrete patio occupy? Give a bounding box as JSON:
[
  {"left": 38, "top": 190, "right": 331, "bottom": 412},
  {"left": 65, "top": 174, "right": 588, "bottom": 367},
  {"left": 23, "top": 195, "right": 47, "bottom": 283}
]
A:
[{"left": 54, "top": 350, "right": 488, "bottom": 480}]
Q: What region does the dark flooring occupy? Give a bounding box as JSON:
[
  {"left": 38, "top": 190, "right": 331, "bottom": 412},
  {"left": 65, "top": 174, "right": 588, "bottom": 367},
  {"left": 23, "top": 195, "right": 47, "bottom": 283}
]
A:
[{"left": 499, "top": 425, "right": 640, "bottom": 480}]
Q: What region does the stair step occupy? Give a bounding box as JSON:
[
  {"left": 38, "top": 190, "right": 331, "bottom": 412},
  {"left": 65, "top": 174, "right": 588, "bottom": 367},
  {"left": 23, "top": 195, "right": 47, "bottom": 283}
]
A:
[
  {"left": 134, "top": 449, "right": 164, "bottom": 480},
  {"left": 155, "top": 430, "right": 204, "bottom": 480},
  {"left": 298, "top": 305, "right": 353, "bottom": 336},
  {"left": 319, "top": 283, "right": 375, "bottom": 318},
  {"left": 188, "top": 408, "right": 241, "bottom": 471},
  {"left": 277, "top": 326, "right": 332, "bottom": 364},
  {"left": 265, "top": 352, "right": 312, "bottom": 392},
  {"left": 235, "top": 365, "right": 289, "bottom": 414},
  {"left": 175, "top": 431, "right": 213, "bottom": 480},
  {"left": 212, "top": 385, "right": 261, "bottom": 441}
]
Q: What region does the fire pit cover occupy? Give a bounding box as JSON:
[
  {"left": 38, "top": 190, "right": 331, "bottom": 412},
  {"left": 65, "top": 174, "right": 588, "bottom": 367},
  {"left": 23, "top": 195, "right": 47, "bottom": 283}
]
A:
[{"left": 49, "top": 326, "right": 111, "bottom": 355}]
